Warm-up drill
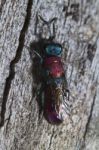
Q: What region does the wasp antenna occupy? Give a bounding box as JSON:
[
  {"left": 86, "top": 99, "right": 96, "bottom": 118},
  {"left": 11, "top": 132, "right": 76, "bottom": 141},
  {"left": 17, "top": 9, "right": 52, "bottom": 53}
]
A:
[
  {"left": 33, "top": 50, "right": 43, "bottom": 61},
  {"left": 38, "top": 14, "right": 48, "bottom": 24},
  {"left": 49, "top": 17, "right": 57, "bottom": 24},
  {"left": 52, "top": 22, "right": 56, "bottom": 39},
  {"left": 49, "top": 17, "right": 57, "bottom": 40},
  {"left": 24, "top": 44, "right": 42, "bottom": 60}
]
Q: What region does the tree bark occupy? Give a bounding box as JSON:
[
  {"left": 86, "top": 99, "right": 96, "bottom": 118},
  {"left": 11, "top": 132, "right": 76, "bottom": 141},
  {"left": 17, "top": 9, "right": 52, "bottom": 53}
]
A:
[{"left": 0, "top": 0, "right": 99, "bottom": 150}]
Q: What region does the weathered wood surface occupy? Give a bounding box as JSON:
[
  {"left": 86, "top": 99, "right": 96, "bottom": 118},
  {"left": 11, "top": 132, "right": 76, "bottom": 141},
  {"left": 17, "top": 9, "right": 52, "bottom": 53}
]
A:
[{"left": 0, "top": 0, "right": 99, "bottom": 150}]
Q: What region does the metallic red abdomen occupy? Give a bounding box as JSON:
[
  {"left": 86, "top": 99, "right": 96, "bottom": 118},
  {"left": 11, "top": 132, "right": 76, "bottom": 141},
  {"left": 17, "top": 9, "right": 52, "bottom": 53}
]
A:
[
  {"left": 44, "top": 84, "right": 63, "bottom": 124},
  {"left": 43, "top": 56, "right": 64, "bottom": 78}
]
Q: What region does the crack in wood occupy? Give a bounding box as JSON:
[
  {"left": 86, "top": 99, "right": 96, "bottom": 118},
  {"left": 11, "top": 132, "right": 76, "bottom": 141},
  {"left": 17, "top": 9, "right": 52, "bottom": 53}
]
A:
[
  {"left": 5, "top": 96, "right": 14, "bottom": 133},
  {"left": 0, "top": 0, "right": 33, "bottom": 127}
]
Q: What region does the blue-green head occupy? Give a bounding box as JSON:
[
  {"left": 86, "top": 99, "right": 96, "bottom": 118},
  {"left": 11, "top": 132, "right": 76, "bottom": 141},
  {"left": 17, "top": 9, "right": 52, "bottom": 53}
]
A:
[{"left": 45, "top": 43, "right": 62, "bottom": 56}]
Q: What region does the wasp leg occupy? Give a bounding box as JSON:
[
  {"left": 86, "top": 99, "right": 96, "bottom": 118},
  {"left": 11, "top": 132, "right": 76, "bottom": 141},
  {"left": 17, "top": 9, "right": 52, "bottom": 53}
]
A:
[
  {"left": 66, "top": 89, "right": 70, "bottom": 101},
  {"left": 33, "top": 50, "right": 43, "bottom": 63},
  {"left": 63, "top": 88, "right": 70, "bottom": 101},
  {"left": 24, "top": 44, "right": 43, "bottom": 64},
  {"left": 62, "top": 77, "right": 70, "bottom": 101}
]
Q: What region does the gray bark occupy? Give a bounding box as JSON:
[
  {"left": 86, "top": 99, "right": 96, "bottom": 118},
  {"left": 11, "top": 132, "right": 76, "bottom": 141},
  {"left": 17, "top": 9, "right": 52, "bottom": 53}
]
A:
[{"left": 0, "top": 0, "right": 99, "bottom": 150}]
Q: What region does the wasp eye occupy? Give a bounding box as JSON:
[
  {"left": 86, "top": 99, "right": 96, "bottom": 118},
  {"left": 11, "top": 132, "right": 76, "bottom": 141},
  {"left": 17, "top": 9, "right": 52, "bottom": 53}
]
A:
[{"left": 45, "top": 44, "right": 62, "bottom": 56}]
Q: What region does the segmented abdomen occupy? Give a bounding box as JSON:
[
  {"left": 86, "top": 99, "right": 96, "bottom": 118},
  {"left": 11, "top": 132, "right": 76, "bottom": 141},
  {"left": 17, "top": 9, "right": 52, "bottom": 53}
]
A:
[
  {"left": 43, "top": 56, "right": 70, "bottom": 124},
  {"left": 44, "top": 82, "right": 63, "bottom": 124}
]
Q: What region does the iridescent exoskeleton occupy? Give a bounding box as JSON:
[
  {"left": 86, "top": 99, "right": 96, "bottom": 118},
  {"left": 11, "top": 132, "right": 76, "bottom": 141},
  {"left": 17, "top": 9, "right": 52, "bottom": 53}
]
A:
[
  {"left": 39, "top": 43, "right": 70, "bottom": 124},
  {"left": 33, "top": 15, "right": 71, "bottom": 125}
]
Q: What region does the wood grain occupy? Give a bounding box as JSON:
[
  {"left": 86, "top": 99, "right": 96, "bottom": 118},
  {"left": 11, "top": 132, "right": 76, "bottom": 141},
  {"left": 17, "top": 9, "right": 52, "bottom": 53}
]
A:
[{"left": 0, "top": 0, "right": 99, "bottom": 149}]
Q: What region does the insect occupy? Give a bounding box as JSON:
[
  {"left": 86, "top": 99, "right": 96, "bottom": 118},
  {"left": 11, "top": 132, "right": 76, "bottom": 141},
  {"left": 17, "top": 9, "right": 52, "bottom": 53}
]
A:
[{"left": 33, "top": 15, "right": 71, "bottom": 125}]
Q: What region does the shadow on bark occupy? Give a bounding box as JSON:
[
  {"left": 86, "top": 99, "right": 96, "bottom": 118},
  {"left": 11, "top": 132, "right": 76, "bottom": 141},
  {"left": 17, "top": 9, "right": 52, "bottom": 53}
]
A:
[{"left": 29, "top": 38, "right": 53, "bottom": 121}]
